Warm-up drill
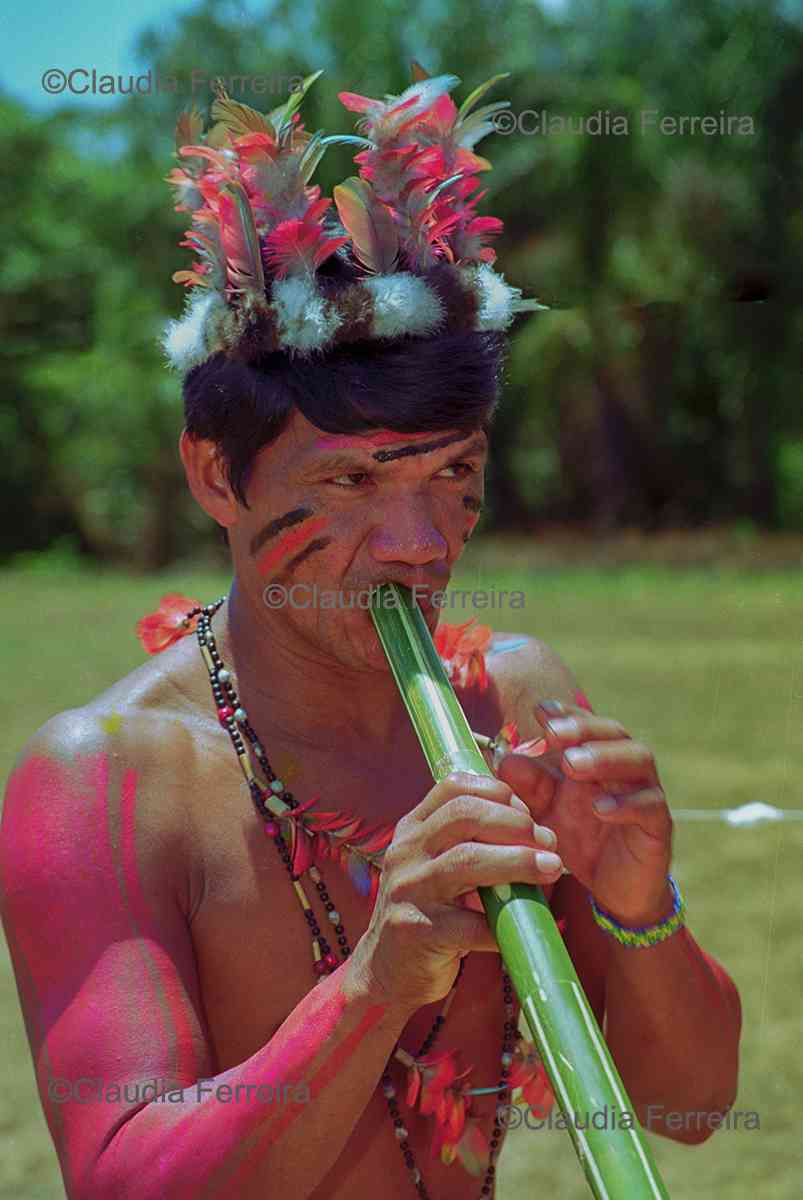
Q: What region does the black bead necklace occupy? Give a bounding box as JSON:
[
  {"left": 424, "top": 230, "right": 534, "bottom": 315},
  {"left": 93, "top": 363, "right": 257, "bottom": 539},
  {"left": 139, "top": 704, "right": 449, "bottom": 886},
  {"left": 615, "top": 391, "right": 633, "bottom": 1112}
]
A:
[{"left": 191, "top": 597, "right": 516, "bottom": 1198}]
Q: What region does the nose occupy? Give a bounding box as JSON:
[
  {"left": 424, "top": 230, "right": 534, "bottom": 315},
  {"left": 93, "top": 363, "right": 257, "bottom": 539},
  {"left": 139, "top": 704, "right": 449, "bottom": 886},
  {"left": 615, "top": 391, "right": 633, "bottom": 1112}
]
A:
[{"left": 368, "top": 495, "right": 449, "bottom": 566}]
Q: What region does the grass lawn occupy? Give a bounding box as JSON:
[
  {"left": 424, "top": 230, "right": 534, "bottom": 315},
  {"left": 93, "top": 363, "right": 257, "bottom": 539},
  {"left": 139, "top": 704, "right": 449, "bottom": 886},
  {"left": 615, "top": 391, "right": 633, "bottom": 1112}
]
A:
[{"left": 1, "top": 553, "right": 801, "bottom": 1198}]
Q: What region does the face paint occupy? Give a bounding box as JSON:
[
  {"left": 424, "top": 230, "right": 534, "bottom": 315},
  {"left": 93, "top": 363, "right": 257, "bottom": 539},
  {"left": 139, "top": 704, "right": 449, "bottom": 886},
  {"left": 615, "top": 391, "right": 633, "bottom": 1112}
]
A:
[
  {"left": 250, "top": 507, "right": 314, "bottom": 557},
  {"left": 282, "top": 536, "right": 332, "bottom": 576},
  {"left": 313, "top": 430, "right": 433, "bottom": 450},
  {"left": 372, "top": 431, "right": 477, "bottom": 464},
  {"left": 255, "top": 514, "right": 330, "bottom": 579}
]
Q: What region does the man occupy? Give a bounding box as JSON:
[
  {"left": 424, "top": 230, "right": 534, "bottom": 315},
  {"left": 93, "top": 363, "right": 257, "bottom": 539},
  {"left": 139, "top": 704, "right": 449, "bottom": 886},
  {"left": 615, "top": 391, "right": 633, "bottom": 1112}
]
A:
[{"left": 0, "top": 68, "right": 741, "bottom": 1200}]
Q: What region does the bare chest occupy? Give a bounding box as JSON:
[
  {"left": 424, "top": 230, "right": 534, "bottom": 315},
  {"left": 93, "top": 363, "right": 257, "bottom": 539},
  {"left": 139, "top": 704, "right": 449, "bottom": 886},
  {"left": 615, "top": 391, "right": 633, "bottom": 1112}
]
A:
[{"left": 187, "top": 746, "right": 524, "bottom": 1199}]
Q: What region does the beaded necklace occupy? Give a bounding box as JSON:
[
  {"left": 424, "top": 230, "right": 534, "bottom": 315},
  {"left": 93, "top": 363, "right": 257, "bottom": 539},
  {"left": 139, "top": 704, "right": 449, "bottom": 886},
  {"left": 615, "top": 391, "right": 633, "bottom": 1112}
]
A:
[{"left": 192, "top": 595, "right": 521, "bottom": 1198}]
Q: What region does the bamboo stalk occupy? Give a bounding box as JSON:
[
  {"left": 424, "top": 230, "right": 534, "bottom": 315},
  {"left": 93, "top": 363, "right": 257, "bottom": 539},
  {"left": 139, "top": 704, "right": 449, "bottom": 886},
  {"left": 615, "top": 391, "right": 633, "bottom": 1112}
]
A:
[{"left": 369, "top": 583, "right": 670, "bottom": 1200}]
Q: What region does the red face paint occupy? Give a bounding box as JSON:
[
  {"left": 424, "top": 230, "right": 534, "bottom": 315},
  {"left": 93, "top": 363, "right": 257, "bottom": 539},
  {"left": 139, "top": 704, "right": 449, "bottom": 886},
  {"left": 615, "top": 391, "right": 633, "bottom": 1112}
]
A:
[
  {"left": 256, "top": 515, "right": 330, "bottom": 579},
  {"left": 313, "top": 430, "right": 437, "bottom": 449}
]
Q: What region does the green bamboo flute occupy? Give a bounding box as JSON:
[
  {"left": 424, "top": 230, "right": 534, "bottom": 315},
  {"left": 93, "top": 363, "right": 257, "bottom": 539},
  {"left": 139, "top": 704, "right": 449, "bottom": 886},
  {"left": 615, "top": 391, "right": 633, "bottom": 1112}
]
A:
[{"left": 369, "top": 583, "right": 670, "bottom": 1200}]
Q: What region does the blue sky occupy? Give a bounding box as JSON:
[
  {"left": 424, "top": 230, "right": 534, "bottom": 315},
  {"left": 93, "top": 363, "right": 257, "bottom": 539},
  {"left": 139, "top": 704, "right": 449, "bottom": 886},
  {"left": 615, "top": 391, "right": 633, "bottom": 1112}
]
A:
[{"left": 5, "top": 0, "right": 202, "bottom": 111}]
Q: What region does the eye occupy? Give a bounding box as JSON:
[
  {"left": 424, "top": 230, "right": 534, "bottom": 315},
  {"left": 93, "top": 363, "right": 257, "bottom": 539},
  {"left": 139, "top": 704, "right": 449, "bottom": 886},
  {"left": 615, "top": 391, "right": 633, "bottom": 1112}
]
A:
[
  {"left": 330, "top": 472, "right": 370, "bottom": 488},
  {"left": 439, "top": 462, "right": 479, "bottom": 478}
]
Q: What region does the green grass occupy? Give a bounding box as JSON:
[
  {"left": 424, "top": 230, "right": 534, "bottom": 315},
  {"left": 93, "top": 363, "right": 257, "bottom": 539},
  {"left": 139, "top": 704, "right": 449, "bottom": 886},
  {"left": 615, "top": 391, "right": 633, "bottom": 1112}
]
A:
[{"left": 1, "top": 557, "right": 801, "bottom": 1198}]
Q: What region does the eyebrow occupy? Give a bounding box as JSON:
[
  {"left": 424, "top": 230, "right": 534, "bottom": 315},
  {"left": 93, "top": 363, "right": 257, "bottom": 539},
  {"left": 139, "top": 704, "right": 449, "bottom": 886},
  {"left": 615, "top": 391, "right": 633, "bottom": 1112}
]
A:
[{"left": 299, "top": 435, "right": 488, "bottom": 479}]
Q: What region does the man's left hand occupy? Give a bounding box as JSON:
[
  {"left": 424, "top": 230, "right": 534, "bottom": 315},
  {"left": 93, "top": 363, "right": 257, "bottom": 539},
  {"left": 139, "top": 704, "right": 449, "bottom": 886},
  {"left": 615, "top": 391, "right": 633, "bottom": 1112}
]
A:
[{"left": 495, "top": 701, "right": 673, "bottom": 926}]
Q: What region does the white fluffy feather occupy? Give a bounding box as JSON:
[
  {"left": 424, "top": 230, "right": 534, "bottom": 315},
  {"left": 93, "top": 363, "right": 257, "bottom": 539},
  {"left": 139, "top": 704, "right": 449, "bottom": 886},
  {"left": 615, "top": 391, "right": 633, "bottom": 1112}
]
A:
[
  {"left": 160, "top": 290, "right": 227, "bottom": 374},
  {"left": 470, "top": 263, "right": 518, "bottom": 329},
  {"left": 364, "top": 274, "right": 444, "bottom": 338},
  {"left": 271, "top": 277, "right": 342, "bottom": 352}
]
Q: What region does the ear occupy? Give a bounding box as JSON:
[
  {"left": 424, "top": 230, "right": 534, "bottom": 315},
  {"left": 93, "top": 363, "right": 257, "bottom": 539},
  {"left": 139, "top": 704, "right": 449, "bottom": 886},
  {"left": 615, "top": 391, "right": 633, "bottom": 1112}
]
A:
[{"left": 178, "top": 429, "right": 238, "bottom": 530}]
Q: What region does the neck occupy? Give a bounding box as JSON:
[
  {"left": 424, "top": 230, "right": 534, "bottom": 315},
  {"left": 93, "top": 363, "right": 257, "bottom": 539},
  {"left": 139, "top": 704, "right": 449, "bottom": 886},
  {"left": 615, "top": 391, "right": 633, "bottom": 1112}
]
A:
[{"left": 214, "top": 578, "right": 417, "bottom": 759}]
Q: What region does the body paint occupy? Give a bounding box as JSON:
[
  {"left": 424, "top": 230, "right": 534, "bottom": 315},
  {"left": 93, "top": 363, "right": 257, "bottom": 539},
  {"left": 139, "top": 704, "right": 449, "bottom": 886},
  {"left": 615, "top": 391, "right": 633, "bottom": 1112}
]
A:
[
  {"left": 1, "top": 751, "right": 395, "bottom": 1199},
  {"left": 255, "top": 513, "right": 330, "bottom": 579},
  {"left": 250, "top": 507, "right": 314, "bottom": 557},
  {"left": 487, "top": 637, "right": 529, "bottom": 657},
  {"left": 314, "top": 431, "right": 436, "bottom": 450},
  {"left": 0, "top": 752, "right": 190, "bottom": 1192},
  {"left": 372, "top": 431, "right": 478, "bottom": 463},
  {"left": 205, "top": 980, "right": 390, "bottom": 1198},
  {"left": 283, "top": 536, "right": 332, "bottom": 575}
]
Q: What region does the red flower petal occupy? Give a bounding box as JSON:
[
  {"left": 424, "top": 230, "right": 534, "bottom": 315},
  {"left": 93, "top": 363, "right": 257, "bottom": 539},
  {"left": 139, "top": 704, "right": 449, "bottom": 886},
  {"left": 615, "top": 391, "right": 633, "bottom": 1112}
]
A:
[{"left": 135, "top": 593, "right": 202, "bottom": 655}]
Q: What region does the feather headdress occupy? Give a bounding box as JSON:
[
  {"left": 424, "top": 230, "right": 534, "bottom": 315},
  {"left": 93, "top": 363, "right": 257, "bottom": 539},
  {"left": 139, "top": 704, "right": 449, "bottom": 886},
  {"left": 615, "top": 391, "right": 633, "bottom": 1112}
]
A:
[{"left": 161, "top": 64, "right": 547, "bottom": 374}]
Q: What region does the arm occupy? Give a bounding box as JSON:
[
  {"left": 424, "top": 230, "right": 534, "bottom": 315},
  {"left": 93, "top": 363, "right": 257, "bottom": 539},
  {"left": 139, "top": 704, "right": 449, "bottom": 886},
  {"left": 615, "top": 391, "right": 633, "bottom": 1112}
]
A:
[
  {"left": 0, "top": 713, "right": 409, "bottom": 1200},
  {"left": 603, "top": 890, "right": 742, "bottom": 1143},
  {"left": 502, "top": 636, "right": 743, "bottom": 1143}
]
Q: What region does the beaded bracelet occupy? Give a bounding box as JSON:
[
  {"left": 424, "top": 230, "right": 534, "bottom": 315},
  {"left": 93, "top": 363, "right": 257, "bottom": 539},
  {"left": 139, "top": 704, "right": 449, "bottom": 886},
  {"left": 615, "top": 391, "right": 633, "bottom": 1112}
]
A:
[{"left": 589, "top": 876, "right": 686, "bottom": 948}]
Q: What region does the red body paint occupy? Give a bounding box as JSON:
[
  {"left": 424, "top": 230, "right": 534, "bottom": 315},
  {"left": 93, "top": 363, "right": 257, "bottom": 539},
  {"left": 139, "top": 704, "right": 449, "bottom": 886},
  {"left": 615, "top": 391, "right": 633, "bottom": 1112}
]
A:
[
  {"left": 256, "top": 515, "right": 330, "bottom": 578},
  {"left": 314, "top": 431, "right": 437, "bottom": 450},
  {"left": 0, "top": 749, "right": 397, "bottom": 1199}
]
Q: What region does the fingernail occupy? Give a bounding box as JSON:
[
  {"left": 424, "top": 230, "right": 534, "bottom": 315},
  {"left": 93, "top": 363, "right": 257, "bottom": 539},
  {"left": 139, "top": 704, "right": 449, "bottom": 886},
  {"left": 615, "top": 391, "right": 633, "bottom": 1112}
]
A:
[
  {"left": 547, "top": 717, "right": 579, "bottom": 737},
  {"left": 594, "top": 795, "right": 618, "bottom": 813},
  {"left": 564, "top": 747, "right": 594, "bottom": 768},
  {"left": 510, "top": 793, "right": 528, "bottom": 813},
  {"left": 538, "top": 700, "right": 564, "bottom": 715},
  {"left": 535, "top": 824, "right": 557, "bottom": 849},
  {"left": 535, "top": 850, "right": 562, "bottom": 873}
]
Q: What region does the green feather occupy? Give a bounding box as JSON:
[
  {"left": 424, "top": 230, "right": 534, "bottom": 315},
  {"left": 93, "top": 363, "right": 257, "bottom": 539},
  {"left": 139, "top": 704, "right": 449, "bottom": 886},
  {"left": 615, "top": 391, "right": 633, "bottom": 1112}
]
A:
[{"left": 333, "top": 177, "right": 400, "bottom": 274}]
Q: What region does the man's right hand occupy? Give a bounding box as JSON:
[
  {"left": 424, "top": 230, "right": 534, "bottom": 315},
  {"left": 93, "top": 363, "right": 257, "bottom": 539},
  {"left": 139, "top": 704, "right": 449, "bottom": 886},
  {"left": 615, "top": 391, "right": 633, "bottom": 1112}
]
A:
[{"left": 346, "top": 770, "right": 563, "bottom": 1017}]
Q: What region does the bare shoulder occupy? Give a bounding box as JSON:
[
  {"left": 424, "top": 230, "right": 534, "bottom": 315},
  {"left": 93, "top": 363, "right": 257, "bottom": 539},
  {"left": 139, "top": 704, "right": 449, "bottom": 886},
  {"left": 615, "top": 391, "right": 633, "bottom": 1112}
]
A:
[
  {"left": 1, "top": 643, "right": 206, "bottom": 917},
  {"left": 487, "top": 632, "right": 585, "bottom": 733},
  {"left": 7, "top": 629, "right": 206, "bottom": 784}
]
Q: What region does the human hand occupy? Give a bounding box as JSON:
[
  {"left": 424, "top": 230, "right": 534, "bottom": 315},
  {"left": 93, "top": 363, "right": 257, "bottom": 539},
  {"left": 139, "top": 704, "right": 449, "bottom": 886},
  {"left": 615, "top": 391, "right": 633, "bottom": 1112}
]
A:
[
  {"left": 495, "top": 701, "right": 673, "bottom": 926},
  {"left": 346, "top": 771, "right": 562, "bottom": 1016}
]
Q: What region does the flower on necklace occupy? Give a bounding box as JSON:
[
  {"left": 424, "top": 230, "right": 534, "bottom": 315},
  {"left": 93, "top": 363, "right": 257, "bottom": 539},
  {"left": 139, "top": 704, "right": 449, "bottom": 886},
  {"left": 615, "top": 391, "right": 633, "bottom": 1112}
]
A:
[
  {"left": 433, "top": 618, "right": 492, "bottom": 692},
  {"left": 508, "top": 1037, "right": 556, "bottom": 1116},
  {"left": 404, "top": 1048, "right": 492, "bottom": 1173},
  {"left": 135, "top": 592, "right": 202, "bottom": 654}
]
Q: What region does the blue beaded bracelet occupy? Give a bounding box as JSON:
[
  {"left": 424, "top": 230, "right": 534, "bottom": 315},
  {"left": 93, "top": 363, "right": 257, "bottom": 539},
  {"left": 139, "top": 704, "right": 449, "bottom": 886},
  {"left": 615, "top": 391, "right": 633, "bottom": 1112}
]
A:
[{"left": 589, "top": 876, "right": 686, "bottom": 948}]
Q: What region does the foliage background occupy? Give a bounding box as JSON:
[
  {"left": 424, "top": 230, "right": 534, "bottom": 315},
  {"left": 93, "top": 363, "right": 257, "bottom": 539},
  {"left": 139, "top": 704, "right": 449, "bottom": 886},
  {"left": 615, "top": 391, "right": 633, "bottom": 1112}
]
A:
[{"left": 2, "top": 0, "right": 803, "bottom": 569}]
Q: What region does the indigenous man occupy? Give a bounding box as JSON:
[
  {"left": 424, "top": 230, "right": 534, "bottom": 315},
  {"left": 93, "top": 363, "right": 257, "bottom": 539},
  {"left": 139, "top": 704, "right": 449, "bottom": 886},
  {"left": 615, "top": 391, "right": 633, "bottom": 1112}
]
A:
[{"left": 0, "top": 68, "right": 741, "bottom": 1200}]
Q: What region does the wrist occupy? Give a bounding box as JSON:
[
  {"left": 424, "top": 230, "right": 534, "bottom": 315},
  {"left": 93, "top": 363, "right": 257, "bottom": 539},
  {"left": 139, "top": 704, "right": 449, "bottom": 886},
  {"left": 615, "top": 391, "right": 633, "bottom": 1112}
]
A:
[
  {"left": 342, "top": 941, "right": 416, "bottom": 1028},
  {"left": 598, "top": 879, "right": 676, "bottom": 929}
]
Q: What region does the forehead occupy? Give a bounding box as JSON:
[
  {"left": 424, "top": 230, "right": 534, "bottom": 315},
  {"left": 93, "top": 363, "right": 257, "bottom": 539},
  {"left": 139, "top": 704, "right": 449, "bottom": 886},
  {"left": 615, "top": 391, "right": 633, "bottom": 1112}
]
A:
[{"left": 277, "top": 409, "right": 488, "bottom": 464}]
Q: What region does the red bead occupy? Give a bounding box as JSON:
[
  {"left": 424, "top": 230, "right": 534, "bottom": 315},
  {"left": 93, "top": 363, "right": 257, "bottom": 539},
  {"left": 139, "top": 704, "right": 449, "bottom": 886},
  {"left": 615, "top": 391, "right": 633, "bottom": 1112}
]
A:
[
  {"left": 324, "top": 951, "right": 338, "bottom": 970},
  {"left": 264, "top": 821, "right": 279, "bottom": 837},
  {"left": 217, "top": 705, "right": 234, "bottom": 725},
  {"left": 313, "top": 959, "right": 328, "bottom": 976}
]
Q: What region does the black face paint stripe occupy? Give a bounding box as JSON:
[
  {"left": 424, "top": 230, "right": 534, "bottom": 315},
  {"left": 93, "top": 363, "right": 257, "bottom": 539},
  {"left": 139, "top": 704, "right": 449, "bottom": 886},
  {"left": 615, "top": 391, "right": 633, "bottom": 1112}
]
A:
[
  {"left": 371, "top": 432, "right": 473, "bottom": 463},
  {"left": 282, "top": 536, "right": 332, "bottom": 575},
  {"left": 462, "top": 495, "right": 482, "bottom": 513},
  {"left": 250, "top": 507, "right": 314, "bottom": 556}
]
